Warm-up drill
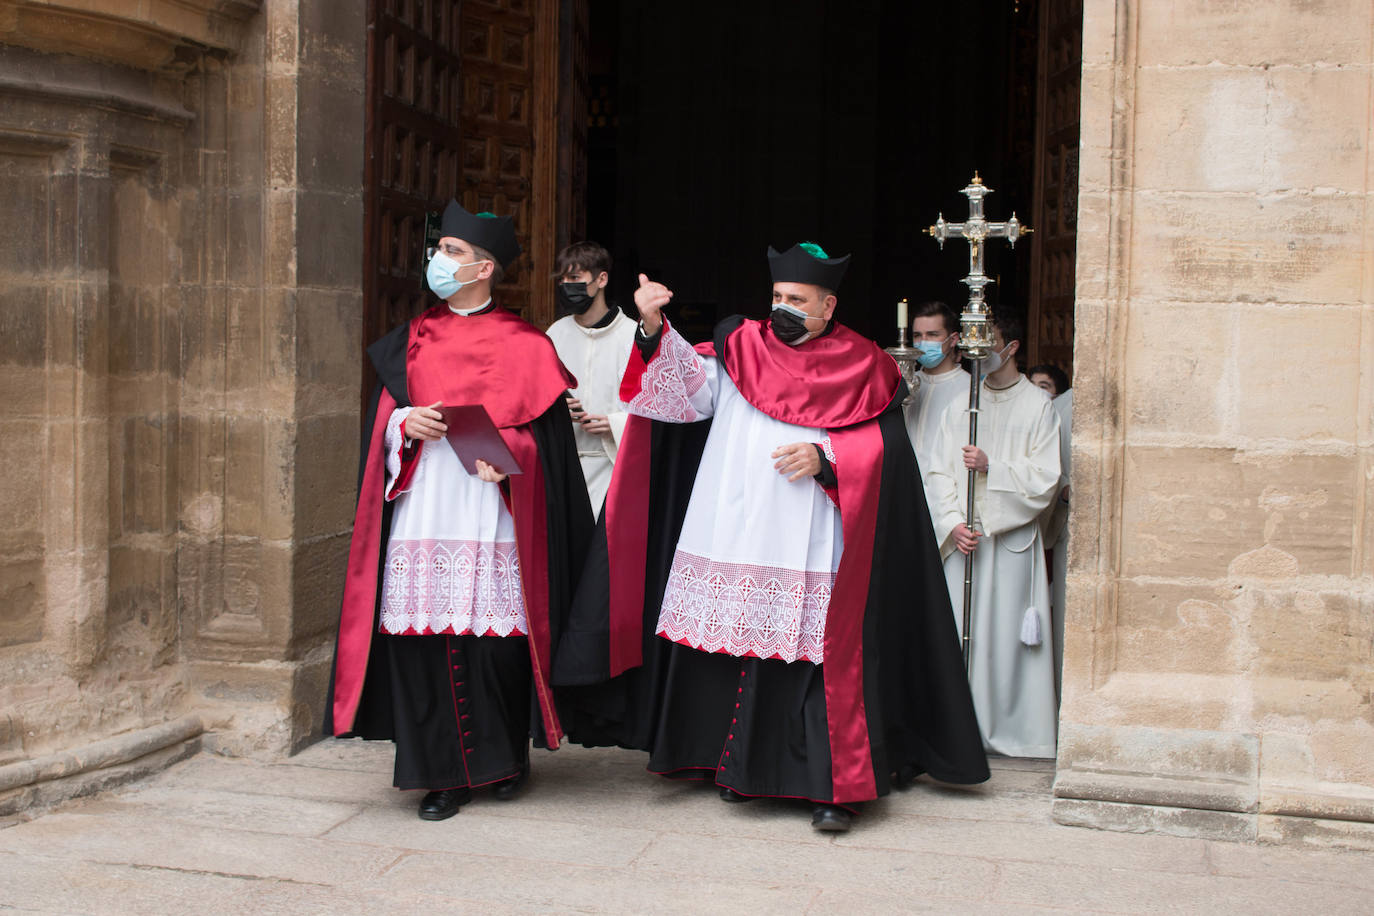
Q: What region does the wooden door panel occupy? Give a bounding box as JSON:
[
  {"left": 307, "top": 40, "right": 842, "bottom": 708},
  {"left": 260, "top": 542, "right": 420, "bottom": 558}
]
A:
[
  {"left": 363, "top": 0, "right": 465, "bottom": 409},
  {"left": 363, "top": 0, "right": 587, "bottom": 413},
  {"left": 1028, "top": 0, "right": 1082, "bottom": 378},
  {"left": 459, "top": 0, "right": 556, "bottom": 326}
]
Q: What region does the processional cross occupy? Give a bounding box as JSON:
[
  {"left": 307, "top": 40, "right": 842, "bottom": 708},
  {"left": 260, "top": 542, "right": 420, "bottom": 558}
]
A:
[{"left": 928, "top": 172, "right": 1030, "bottom": 672}]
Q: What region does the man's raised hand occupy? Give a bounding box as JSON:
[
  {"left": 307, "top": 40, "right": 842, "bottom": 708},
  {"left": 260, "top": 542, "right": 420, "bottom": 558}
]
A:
[
  {"left": 406, "top": 402, "right": 447, "bottom": 442},
  {"left": 634, "top": 273, "right": 673, "bottom": 336}
]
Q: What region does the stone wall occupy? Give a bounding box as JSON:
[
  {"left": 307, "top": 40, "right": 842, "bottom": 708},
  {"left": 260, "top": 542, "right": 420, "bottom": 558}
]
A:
[
  {"left": 1058, "top": 0, "right": 1374, "bottom": 848},
  {"left": 0, "top": 0, "right": 364, "bottom": 811}
]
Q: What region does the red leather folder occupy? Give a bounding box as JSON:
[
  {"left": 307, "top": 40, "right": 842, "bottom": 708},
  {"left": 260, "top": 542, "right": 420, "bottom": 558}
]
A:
[{"left": 438, "top": 405, "right": 524, "bottom": 476}]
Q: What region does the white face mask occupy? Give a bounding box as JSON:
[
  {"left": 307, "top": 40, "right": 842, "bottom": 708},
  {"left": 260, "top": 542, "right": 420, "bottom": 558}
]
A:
[{"left": 982, "top": 341, "right": 1013, "bottom": 374}]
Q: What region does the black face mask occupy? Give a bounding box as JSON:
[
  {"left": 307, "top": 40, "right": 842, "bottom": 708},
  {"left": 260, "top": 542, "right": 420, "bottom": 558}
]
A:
[
  {"left": 769, "top": 306, "right": 812, "bottom": 344},
  {"left": 557, "top": 281, "right": 594, "bottom": 314}
]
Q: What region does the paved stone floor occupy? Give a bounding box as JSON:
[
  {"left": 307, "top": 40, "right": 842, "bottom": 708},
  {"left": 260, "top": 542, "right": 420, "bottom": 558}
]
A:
[{"left": 0, "top": 741, "right": 1370, "bottom": 914}]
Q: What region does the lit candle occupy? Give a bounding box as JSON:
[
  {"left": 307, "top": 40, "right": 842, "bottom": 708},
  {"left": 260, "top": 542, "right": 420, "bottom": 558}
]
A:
[{"left": 896, "top": 298, "right": 908, "bottom": 329}]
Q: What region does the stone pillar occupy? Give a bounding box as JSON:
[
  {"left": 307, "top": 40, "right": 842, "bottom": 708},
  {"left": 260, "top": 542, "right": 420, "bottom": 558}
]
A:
[
  {"left": 0, "top": 0, "right": 366, "bottom": 813},
  {"left": 0, "top": 37, "right": 206, "bottom": 807},
  {"left": 180, "top": 0, "right": 365, "bottom": 756},
  {"left": 1057, "top": 0, "right": 1374, "bottom": 848}
]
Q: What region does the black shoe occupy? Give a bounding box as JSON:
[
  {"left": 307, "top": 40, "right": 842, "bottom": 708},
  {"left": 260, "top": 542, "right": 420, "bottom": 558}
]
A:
[
  {"left": 718, "top": 786, "right": 752, "bottom": 803},
  {"left": 418, "top": 787, "right": 470, "bottom": 821},
  {"left": 811, "top": 805, "right": 852, "bottom": 832},
  {"left": 492, "top": 765, "right": 529, "bottom": 801},
  {"left": 892, "top": 763, "right": 923, "bottom": 789}
]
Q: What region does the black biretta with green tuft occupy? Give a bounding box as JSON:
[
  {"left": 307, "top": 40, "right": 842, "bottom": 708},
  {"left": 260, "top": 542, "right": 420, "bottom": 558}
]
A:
[
  {"left": 767, "top": 242, "right": 851, "bottom": 290},
  {"left": 440, "top": 199, "right": 522, "bottom": 269}
]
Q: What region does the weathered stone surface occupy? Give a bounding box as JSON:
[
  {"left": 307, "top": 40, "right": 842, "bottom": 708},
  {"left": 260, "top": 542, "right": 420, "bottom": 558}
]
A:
[
  {"left": 1132, "top": 65, "right": 1371, "bottom": 194},
  {"left": 1122, "top": 301, "right": 1229, "bottom": 435},
  {"left": 1052, "top": 797, "right": 1257, "bottom": 844},
  {"left": 1119, "top": 447, "right": 1356, "bottom": 578},
  {"left": 1060, "top": 0, "right": 1374, "bottom": 846},
  {"left": 5, "top": 745, "right": 1374, "bottom": 912},
  {"left": 1233, "top": 305, "right": 1362, "bottom": 441},
  {"left": 1128, "top": 190, "right": 1365, "bottom": 307},
  {"left": 1136, "top": 0, "right": 1373, "bottom": 68}
]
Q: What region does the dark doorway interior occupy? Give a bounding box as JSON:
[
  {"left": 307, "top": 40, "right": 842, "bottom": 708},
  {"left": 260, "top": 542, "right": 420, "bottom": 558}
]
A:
[{"left": 582, "top": 0, "right": 1040, "bottom": 345}]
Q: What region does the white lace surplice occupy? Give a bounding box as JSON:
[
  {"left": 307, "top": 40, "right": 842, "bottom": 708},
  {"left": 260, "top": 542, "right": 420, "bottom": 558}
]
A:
[
  {"left": 629, "top": 323, "right": 841, "bottom": 664},
  {"left": 378, "top": 407, "right": 527, "bottom": 637}
]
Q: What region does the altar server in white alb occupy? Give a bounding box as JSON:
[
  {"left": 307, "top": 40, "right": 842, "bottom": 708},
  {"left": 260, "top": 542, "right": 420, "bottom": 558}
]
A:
[
  {"left": 903, "top": 299, "right": 970, "bottom": 479},
  {"left": 544, "top": 242, "right": 637, "bottom": 513},
  {"left": 925, "top": 307, "right": 1062, "bottom": 758}
]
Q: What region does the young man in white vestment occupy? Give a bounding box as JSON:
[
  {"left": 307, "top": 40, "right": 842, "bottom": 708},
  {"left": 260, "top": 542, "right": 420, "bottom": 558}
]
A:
[
  {"left": 903, "top": 300, "right": 971, "bottom": 481},
  {"left": 925, "top": 308, "right": 1062, "bottom": 758},
  {"left": 545, "top": 242, "right": 637, "bottom": 514}
]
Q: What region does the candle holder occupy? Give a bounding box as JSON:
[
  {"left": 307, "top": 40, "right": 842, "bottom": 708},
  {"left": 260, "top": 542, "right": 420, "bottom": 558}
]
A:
[{"left": 885, "top": 306, "right": 922, "bottom": 406}]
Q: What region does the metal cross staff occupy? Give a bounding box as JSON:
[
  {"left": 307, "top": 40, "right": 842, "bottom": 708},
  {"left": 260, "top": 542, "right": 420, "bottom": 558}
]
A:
[{"left": 927, "top": 172, "right": 1031, "bottom": 672}]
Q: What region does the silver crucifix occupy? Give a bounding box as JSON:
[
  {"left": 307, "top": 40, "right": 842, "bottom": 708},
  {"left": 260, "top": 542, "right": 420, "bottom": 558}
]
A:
[
  {"left": 928, "top": 172, "right": 1031, "bottom": 360},
  {"left": 927, "top": 171, "right": 1031, "bottom": 672}
]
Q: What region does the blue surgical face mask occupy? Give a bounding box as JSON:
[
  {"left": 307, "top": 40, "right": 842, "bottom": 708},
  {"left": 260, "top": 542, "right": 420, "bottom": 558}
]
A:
[
  {"left": 915, "top": 338, "right": 949, "bottom": 369},
  {"left": 426, "top": 250, "right": 489, "bottom": 300}
]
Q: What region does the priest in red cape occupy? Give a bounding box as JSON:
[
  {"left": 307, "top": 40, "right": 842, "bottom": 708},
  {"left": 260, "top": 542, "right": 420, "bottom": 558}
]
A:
[
  {"left": 324, "top": 201, "right": 593, "bottom": 821},
  {"left": 558, "top": 242, "right": 988, "bottom": 832}
]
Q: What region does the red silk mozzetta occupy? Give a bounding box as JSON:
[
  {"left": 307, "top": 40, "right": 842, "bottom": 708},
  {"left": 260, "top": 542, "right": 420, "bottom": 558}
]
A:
[
  {"left": 721, "top": 319, "right": 901, "bottom": 429},
  {"left": 407, "top": 305, "right": 576, "bottom": 429}
]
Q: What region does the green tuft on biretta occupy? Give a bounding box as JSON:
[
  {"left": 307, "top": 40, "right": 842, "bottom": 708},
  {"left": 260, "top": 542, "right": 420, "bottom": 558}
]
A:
[
  {"left": 799, "top": 241, "right": 829, "bottom": 260},
  {"left": 476, "top": 211, "right": 497, "bottom": 218}
]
